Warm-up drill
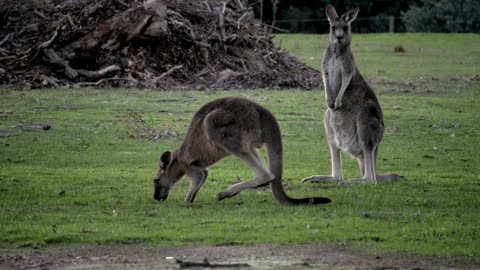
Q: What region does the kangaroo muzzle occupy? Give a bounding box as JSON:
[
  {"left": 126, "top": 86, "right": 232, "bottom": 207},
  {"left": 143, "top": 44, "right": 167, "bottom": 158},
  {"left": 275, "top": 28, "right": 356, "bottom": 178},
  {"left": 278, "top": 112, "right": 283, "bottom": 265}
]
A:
[{"left": 154, "top": 192, "right": 169, "bottom": 201}]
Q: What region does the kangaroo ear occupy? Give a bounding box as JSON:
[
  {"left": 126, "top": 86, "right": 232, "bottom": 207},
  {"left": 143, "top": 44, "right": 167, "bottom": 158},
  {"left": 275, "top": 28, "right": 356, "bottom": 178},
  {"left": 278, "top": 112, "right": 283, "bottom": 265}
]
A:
[
  {"left": 341, "top": 8, "right": 359, "bottom": 24},
  {"left": 160, "top": 151, "right": 171, "bottom": 169},
  {"left": 325, "top": 5, "right": 339, "bottom": 23}
]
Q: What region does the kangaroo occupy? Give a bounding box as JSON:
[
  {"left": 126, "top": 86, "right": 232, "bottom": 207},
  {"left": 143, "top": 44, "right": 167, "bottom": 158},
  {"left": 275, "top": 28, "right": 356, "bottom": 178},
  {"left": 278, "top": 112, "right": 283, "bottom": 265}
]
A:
[
  {"left": 153, "top": 97, "right": 331, "bottom": 205},
  {"left": 301, "top": 5, "right": 401, "bottom": 185}
]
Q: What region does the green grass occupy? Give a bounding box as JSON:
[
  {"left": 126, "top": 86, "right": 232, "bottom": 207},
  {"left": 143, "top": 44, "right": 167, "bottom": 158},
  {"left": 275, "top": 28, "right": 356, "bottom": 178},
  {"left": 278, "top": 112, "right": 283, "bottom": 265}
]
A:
[
  {"left": 276, "top": 33, "right": 480, "bottom": 80},
  {"left": 1, "top": 34, "right": 480, "bottom": 258}
]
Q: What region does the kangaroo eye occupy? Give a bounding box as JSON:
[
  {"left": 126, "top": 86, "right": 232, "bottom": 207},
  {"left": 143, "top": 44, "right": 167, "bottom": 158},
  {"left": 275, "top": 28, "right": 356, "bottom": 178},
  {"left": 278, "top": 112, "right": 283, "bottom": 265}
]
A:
[
  {"left": 343, "top": 26, "right": 348, "bottom": 31},
  {"left": 331, "top": 26, "right": 335, "bottom": 31},
  {"left": 154, "top": 179, "right": 160, "bottom": 184}
]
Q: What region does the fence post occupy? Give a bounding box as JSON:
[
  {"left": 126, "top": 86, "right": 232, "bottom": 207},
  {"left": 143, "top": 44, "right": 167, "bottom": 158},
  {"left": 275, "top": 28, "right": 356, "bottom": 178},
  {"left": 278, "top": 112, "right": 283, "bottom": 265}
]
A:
[{"left": 389, "top": 16, "right": 395, "bottom": 33}]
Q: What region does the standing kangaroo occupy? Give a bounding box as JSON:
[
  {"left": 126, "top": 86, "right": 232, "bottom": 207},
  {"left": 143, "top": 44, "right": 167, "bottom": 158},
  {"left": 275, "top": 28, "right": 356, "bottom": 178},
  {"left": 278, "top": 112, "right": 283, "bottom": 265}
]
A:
[
  {"left": 153, "top": 97, "right": 331, "bottom": 205},
  {"left": 301, "top": 5, "right": 401, "bottom": 185}
]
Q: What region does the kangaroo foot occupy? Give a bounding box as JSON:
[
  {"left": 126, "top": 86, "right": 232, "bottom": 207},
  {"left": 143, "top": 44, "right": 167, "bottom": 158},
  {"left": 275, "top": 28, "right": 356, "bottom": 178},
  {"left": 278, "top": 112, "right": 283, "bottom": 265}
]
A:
[
  {"left": 216, "top": 190, "right": 239, "bottom": 201},
  {"left": 338, "top": 174, "right": 403, "bottom": 186}
]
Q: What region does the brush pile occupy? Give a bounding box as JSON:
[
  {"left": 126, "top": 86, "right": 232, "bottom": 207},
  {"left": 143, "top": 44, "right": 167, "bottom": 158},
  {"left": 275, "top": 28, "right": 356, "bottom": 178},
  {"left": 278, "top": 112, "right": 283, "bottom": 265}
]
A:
[{"left": 0, "top": 0, "right": 321, "bottom": 89}]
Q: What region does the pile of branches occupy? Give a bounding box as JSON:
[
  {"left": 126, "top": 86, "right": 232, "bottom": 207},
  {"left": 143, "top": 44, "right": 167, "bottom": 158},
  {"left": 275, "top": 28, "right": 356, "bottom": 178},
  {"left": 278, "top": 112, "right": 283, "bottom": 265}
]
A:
[{"left": 0, "top": 0, "right": 321, "bottom": 89}]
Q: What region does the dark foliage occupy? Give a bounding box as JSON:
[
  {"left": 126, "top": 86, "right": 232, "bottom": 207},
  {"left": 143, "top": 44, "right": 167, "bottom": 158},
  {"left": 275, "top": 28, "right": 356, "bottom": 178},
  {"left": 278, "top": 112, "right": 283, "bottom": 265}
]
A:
[{"left": 401, "top": 0, "right": 480, "bottom": 33}]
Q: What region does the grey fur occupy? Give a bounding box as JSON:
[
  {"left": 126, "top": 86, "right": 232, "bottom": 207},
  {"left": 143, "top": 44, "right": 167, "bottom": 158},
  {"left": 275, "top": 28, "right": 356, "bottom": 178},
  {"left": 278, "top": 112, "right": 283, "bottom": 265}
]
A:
[
  {"left": 301, "top": 5, "right": 401, "bottom": 185},
  {"left": 154, "top": 97, "right": 331, "bottom": 204}
]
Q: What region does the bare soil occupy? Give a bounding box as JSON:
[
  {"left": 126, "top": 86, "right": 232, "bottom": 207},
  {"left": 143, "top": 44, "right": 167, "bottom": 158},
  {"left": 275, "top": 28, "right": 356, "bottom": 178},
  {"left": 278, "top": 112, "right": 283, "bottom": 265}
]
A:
[{"left": 1, "top": 244, "right": 478, "bottom": 270}]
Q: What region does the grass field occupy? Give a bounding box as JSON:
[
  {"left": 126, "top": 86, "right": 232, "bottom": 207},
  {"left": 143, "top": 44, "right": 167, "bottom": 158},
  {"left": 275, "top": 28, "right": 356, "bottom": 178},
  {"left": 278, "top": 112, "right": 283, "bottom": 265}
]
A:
[
  {"left": 276, "top": 33, "right": 480, "bottom": 80},
  {"left": 0, "top": 34, "right": 479, "bottom": 259}
]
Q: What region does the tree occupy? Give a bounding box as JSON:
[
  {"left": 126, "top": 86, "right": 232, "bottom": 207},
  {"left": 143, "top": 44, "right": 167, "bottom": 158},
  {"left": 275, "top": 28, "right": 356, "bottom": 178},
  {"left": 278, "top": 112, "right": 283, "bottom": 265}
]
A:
[
  {"left": 281, "top": 6, "right": 314, "bottom": 32},
  {"left": 402, "top": 0, "right": 480, "bottom": 32}
]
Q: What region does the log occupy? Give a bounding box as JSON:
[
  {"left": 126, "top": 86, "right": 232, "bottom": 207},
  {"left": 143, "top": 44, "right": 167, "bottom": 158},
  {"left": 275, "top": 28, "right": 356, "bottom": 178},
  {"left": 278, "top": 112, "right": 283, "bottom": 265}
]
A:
[{"left": 44, "top": 49, "right": 78, "bottom": 79}]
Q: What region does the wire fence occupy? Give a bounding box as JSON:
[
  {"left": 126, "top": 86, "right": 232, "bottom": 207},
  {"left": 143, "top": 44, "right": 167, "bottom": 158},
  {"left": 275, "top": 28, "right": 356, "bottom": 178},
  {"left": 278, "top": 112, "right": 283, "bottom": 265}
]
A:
[{"left": 265, "top": 16, "right": 405, "bottom": 33}]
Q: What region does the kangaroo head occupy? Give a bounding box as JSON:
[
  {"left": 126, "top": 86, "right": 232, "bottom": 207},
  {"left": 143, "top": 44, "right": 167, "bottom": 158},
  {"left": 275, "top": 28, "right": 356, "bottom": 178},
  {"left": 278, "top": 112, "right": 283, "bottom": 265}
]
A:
[
  {"left": 153, "top": 150, "right": 185, "bottom": 201},
  {"left": 326, "top": 5, "right": 359, "bottom": 47}
]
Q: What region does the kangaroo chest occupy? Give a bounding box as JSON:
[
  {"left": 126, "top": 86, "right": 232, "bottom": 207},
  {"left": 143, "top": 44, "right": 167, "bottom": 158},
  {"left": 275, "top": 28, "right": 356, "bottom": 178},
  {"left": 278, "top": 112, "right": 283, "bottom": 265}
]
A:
[{"left": 325, "top": 54, "right": 344, "bottom": 96}]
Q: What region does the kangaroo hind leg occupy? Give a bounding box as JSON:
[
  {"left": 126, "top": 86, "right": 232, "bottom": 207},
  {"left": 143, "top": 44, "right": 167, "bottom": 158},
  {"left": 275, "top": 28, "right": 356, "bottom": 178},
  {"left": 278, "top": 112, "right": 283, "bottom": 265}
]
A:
[
  {"left": 339, "top": 110, "right": 382, "bottom": 186},
  {"left": 217, "top": 149, "right": 274, "bottom": 200},
  {"left": 301, "top": 113, "right": 342, "bottom": 183},
  {"left": 203, "top": 108, "right": 272, "bottom": 200},
  {"left": 338, "top": 148, "right": 376, "bottom": 186},
  {"left": 339, "top": 147, "right": 402, "bottom": 186}
]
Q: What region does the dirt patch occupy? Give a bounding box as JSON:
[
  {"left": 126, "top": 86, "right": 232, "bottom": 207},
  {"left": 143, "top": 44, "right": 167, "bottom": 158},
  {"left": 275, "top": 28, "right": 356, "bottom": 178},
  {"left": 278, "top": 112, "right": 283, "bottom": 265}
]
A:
[{"left": 1, "top": 244, "right": 478, "bottom": 270}]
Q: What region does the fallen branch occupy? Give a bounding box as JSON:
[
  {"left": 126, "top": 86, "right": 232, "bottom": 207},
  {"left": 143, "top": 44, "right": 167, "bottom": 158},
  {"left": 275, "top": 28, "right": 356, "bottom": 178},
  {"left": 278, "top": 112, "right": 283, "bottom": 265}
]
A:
[
  {"left": 0, "top": 56, "right": 15, "bottom": 61},
  {"left": 155, "top": 64, "right": 183, "bottom": 82},
  {"left": 216, "top": 2, "right": 227, "bottom": 41},
  {"left": 44, "top": 49, "right": 78, "bottom": 79},
  {"left": 74, "top": 76, "right": 138, "bottom": 87},
  {"left": 264, "top": 23, "right": 289, "bottom": 33},
  {"left": 28, "top": 26, "right": 60, "bottom": 62},
  {"left": 33, "top": 10, "right": 48, "bottom": 20},
  {"left": 77, "top": 65, "right": 121, "bottom": 78},
  {"left": 39, "top": 74, "right": 60, "bottom": 87},
  {"left": 0, "top": 33, "right": 14, "bottom": 47},
  {"left": 64, "top": 14, "right": 76, "bottom": 29},
  {"left": 175, "top": 258, "right": 249, "bottom": 268}
]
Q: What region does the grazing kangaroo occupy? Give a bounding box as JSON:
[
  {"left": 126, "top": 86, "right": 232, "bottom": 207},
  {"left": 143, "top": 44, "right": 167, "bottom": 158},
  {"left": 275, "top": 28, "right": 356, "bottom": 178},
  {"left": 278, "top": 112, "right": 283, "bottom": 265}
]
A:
[
  {"left": 153, "top": 97, "right": 331, "bottom": 205},
  {"left": 301, "top": 5, "right": 401, "bottom": 185}
]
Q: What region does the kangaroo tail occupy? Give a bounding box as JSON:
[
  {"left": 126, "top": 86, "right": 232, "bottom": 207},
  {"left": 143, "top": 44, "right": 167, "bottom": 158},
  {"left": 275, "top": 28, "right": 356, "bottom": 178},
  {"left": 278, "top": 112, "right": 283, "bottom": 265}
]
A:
[{"left": 259, "top": 107, "right": 331, "bottom": 205}]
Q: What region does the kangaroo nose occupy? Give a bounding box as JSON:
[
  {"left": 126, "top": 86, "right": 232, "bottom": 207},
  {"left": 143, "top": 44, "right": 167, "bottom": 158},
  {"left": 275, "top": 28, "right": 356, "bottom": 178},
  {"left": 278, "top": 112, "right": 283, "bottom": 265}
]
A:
[{"left": 154, "top": 193, "right": 168, "bottom": 201}]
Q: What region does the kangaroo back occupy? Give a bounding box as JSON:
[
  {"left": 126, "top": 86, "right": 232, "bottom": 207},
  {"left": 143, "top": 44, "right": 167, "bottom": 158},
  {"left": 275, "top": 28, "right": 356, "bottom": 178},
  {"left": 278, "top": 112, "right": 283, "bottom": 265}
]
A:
[{"left": 258, "top": 106, "right": 331, "bottom": 205}]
